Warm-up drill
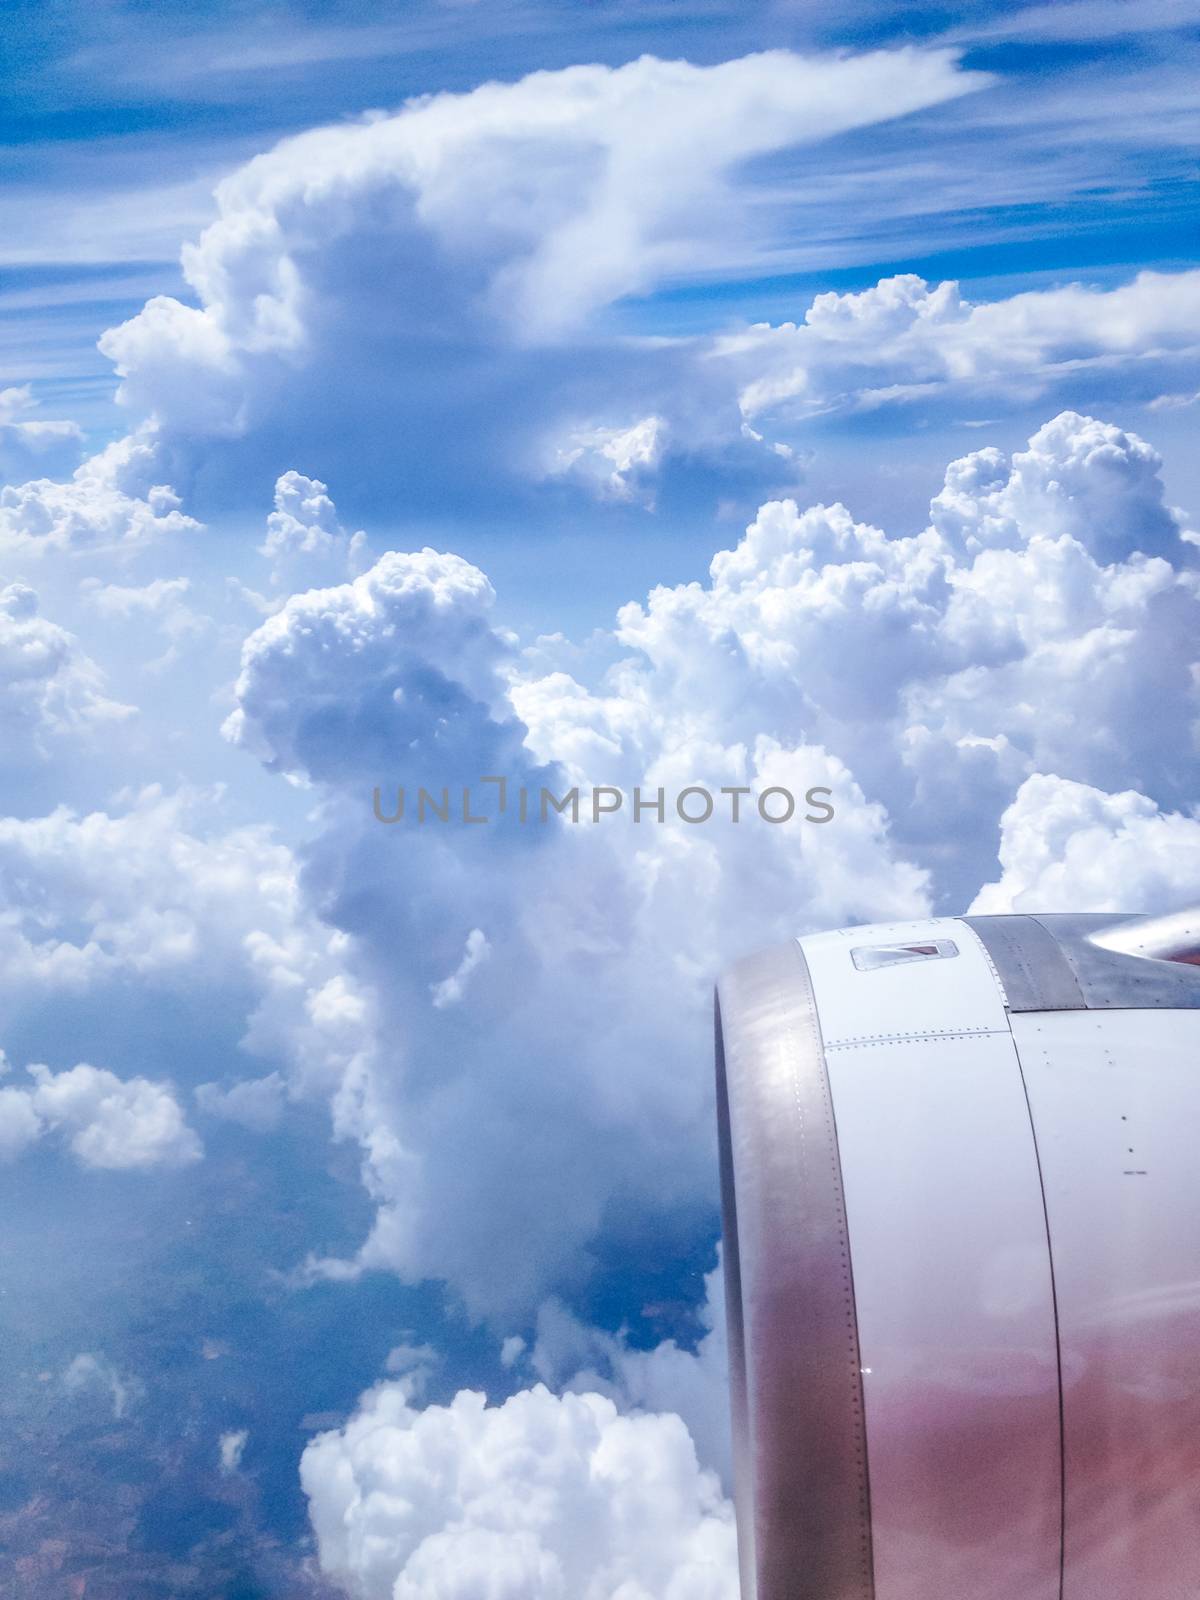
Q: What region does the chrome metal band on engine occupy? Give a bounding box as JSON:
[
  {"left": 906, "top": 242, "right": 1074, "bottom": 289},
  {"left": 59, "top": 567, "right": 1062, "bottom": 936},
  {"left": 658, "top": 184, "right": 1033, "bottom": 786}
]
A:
[
  {"left": 716, "top": 940, "right": 874, "bottom": 1600},
  {"left": 965, "top": 913, "right": 1200, "bottom": 1011}
]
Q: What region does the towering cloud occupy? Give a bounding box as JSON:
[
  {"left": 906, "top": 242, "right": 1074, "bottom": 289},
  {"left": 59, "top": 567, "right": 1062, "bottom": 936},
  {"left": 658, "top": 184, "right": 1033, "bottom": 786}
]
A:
[
  {"left": 93, "top": 49, "right": 982, "bottom": 505},
  {"left": 219, "top": 409, "right": 1197, "bottom": 1329},
  {"left": 226, "top": 467, "right": 926, "bottom": 1317}
]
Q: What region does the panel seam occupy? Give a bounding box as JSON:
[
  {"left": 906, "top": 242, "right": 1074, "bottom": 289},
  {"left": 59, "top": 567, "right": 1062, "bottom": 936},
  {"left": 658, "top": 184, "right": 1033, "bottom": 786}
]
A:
[
  {"left": 825, "top": 1027, "right": 1009, "bottom": 1050},
  {"left": 1013, "top": 1037, "right": 1067, "bottom": 1600}
]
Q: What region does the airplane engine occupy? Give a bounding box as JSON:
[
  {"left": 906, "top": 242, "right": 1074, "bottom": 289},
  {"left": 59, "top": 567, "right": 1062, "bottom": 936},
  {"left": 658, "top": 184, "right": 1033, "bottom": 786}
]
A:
[{"left": 714, "top": 911, "right": 1200, "bottom": 1600}]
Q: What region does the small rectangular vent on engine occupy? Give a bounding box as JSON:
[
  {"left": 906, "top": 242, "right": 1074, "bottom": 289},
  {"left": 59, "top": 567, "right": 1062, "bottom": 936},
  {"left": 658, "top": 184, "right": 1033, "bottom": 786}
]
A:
[{"left": 851, "top": 939, "right": 959, "bottom": 971}]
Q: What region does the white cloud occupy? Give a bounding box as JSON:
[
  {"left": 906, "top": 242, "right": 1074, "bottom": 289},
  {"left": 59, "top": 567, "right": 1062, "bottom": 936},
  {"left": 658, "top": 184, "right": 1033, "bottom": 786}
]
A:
[
  {"left": 63, "top": 1352, "right": 139, "bottom": 1418},
  {"left": 1147, "top": 387, "right": 1200, "bottom": 412},
  {"left": 87, "top": 50, "right": 980, "bottom": 512},
  {"left": 261, "top": 470, "right": 369, "bottom": 587},
  {"left": 499, "top": 1335, "right": 526, "bottom": 1370},
  {"left": 430, "top": 928, "right": 490, "bottom": 1009},
  {"left": 547, "top": 415, "right": 667, "bottom": 504},
  {"left": 80, "top": 575, "right": 209, "bottom": 667},
  {"left": 195, "top": 1070, "right": 288, "bottom": 1131},
  {"left": 383, "top": 1339, "right": 440, "bottom": 1399},
  {"left": 0, "top": 787, "right": 298, "bottom": 987},
  {"left": 79, "top": 57, "right": 1200, "bottom": 525},
  {"left": 229, "top": 530, "right": 925, "bottom": 1318},
  {"left": 219, "top": 406, "right": 1200, "bottom": 1322},
  {"left": 0, "top": 431, "right": 202, "bottom": 558},
  {"left": 301, "top": 1380, "right": 737, "bottom": 1600},
  {"left": 223, "top": 546, "right": 513, "bottom": 781},
  {"left": 532, "top": 1254, "right": 732, "bottom": 1488},
  {"left": 8, "top": 39, "right": 1197, "bottom": 1589},
  {"left": 602, "top": 409, "right": 1200, "bottom": 900},
  {"left": 0, "top": 1049, "right": 198, "bottom": 1172},
  {"left": 0, "top": 787, "right": 375, "bottom": 1133},
  {"left": 0, "top": 1084, "right": 43, "bottom": 1161},
  {"left": 0, "top": 384, "right": 83, "bottom": 480},
  {"left": 101, "top": 49, "right": 978, "bottom": 400},
  {"left": 0, "top": 582, "right": 133, "bottom": 766},
  {"left": 929, "top": 407, "right": 1195, "bottom": 557},
  {"left": 82, "top": 575, "right": 193, "bottom": 617},
  {"left": 723, "top": 268, "right": 1200, "bottom": 422},
  {"left": 25, "top": 60, "right": 1200, "bottom": 537},
  {"left": 971, "top": 774, "right": 1200, "bottom": 914},
  {"left": 219, "top": 1427, "right": 249, "bottom": 1474}
]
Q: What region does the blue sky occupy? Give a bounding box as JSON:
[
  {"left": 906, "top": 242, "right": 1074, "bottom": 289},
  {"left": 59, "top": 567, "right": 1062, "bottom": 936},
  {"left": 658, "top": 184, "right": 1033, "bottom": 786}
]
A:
[{"left": 1, "top": 3, "right": 1199, "bottom": 1594}]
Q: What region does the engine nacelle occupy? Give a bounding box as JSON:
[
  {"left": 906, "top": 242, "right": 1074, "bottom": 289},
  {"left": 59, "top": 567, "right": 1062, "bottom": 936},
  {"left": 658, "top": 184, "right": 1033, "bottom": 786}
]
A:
[{"left": 715, "top": 912, "right": 1200, "bottom": 1600}]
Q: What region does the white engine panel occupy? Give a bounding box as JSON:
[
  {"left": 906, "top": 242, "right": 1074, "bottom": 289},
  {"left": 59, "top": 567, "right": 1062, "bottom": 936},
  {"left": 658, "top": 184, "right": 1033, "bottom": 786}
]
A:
[
  {"left": 801, "top": 919, "right": 1061, "bottom": 1600},
  {"left": 717, "top": 910, "right": 1200, "bottom": 1600},
  {"left": 1014, "top": 1007, "right": 1200, "bottom": 1600}
]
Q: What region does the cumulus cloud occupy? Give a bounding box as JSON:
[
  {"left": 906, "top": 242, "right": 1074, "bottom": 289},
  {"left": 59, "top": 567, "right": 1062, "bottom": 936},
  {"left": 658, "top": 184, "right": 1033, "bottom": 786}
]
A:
[
  {"left": 31, "top": 1062, "right": 201, "bottom": 1168},
  {"left": 971, "top": 774, "right": 1200, "bottom": 914},
  {"left": 271, "top": 408, "right": 1198, "bottom": 1587},
  {"left": 79, "top": 55, "right": 1200, "bottom": 527},
  {"left": 0, "top": 787, "right": 302, "bottom": 986},
  {"left": 220, "top": 407, "right": 1197, "bottom": 1321},
  {"left": 0, "top": 786, "right": 375, "bottom": 1131},
  {"left": 228, "top": 520, "right": 925, "bottom": 1318},
  {"left": 723, "top": 267, "right": 1200, "bottom": 422},
  {"left": 0, "top": 1060, "right": 200, "bottom": 1169},
  {"left": 90, "top": 49, "right": 980, "bottom": 508},
  {"left": 103, "top": 48, "right": 977, "bottom": 374},
  {"left": 301, "top": 1380, "right": 737, "bottom": 1600},
  {"left": 8, "top": 38, "right": 1197, "bottom": 1598},
  {"left": 0, "top": 432, "right": 201, "bottom": 557},
  {"left": 547, "top": 415, "right": 667, "bottom": 504},
  {"left": 223, "top": 546, "right": 520, "bottom": 782},
  {"left": 602, "top": 409, "right": 1199, "bottom": 902},
  {"left": 261, "top": 470, "right": 369, "bottom": 587},
  {"left": 928, "top": 406, "right": 1195, "bottom": 557},
  {"left": 51, "top": 52, "right": 1197, "bottom": 536}
]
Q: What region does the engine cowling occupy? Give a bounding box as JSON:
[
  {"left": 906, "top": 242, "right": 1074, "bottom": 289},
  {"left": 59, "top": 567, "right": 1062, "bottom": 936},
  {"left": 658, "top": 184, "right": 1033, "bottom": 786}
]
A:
[{"left": 715, "top": 911, "right": 1200, "bottom": 1600}]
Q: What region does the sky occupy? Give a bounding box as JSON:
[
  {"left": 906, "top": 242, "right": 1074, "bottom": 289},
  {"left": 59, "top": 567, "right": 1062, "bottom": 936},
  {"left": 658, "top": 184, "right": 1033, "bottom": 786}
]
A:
[{"left": 1, "top": 2, "right": 1198, "bottom": 1595}]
